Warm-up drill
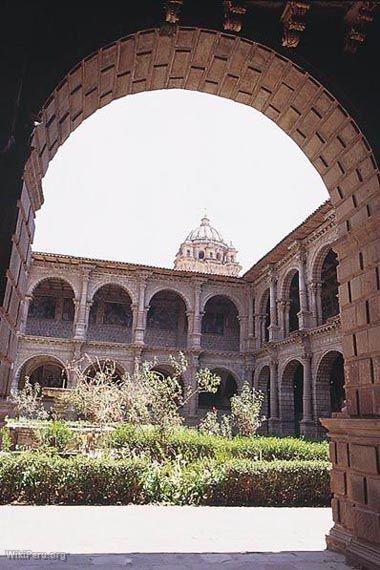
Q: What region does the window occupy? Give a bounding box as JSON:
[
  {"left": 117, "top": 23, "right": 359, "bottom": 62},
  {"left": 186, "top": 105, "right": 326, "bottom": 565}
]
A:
[
  {"left": 210, "top": 252, "right": 213, "bottom": 259},
  {"left": 216, "top": 252, "right": 221, "bottom": 261},
  {"left": 187, "top": 249, "right": 190, "bottom": 257},
  {"left": 198, "top": 251, "right": 204, "bottom": 260},
  {"left": 231, "top": 256, "right": 234, "bottom": 262}
]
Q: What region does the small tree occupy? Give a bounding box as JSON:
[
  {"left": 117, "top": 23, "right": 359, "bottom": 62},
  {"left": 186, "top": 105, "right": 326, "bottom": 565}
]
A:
[
  {"left": 230, "top": 382, "right": 265, "bottom": 437},
  {"left": 10, "top": 378, "right": 48, "bottom": 421},
  {"left": 121, "top": 353, "right": 221, "bottom": 436},
  {"left": 63, "top": 353, "right": 221, "bottom": 434},
  {"left": 62, "top": 358, "right": 124, "bottom": 425}
]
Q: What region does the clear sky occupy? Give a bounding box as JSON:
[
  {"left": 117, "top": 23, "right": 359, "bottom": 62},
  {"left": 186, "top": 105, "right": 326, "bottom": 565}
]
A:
[{"left": 34, "top": 89, "right": 329, "bottom": 273}]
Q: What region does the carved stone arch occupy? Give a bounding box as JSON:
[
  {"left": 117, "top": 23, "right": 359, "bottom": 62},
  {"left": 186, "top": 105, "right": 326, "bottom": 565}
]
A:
[
  {"left": 146, "top": 286, "right": 191, "bottom": 312},
  {"left": 27, "top": 275, "right": 78, "bottom": 299},
  {"left": 279, "top": 356, "right": 304, "bottom": 387},
  {"left": 16, "top": 353, "right": 68, "bottom": 390},
  {"left": 278, "top": 266, "right": 300, "bottom": 300},
  {"left": 88, "top": 280, "right": 137, "bottom": 305},
  {"left": 200, "top": 291, "right": 243, "bottom": 317},
  {"left": 310, "top": 242, "right": 338, "bottom": 283}
]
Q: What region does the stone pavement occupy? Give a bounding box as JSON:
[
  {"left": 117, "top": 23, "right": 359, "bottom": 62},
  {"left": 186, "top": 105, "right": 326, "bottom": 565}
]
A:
[{"left": 0, "top": 506, "right": 351, "bottom": 568}]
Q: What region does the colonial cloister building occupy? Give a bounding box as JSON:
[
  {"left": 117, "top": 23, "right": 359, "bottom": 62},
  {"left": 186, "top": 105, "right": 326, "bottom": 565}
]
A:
[{"left": 14, "top": 203, "right": 343, "bottom": 438}]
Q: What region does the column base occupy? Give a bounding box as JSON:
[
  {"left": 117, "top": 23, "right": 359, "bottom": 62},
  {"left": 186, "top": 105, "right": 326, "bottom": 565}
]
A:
[
  {"left": 300, "top": 419, "right": 316, "bottom": 438},
  {"left": 298, "top": 310, "right": 313, "bottom": 330},
  {"left": 327, "top": 523, "right": 380, "bottom": 570},
  {"left": 321, "top": 416, "right": 380, "bottom": 570},
  {"left": 268, "top": 417, "right": 281, "bottom": 435}
]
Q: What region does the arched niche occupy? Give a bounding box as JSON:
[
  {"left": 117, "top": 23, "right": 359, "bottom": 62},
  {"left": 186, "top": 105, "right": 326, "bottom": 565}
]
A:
[
  {"left": 17, "top": 355, "right": 67, "bottom": 390},
  {"left": 146, "top": 290, "right": 188, "bottom": 348},
  {"left": 26, "top": 278, "right": 75, "bottom": 339},
  {"left": 321, "top": 250, "right": 339, "bottom": 324},
  {"left": 316, "top": 351, "right": 345, "bottom": 421},
  {"left": 88, "top": 284, "right": 133, "bottom": 343},
  {"left": 281, "top": 359, "right": 304, "bottom": 436},
  {"left": 201, "top": 295, "right": 240, "bottom": 352}
]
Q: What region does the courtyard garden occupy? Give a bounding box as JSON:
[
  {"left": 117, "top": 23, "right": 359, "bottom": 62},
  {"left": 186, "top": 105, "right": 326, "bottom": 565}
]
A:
[{"left": 0, "top": 354, "right": 330, "bottom": 507}]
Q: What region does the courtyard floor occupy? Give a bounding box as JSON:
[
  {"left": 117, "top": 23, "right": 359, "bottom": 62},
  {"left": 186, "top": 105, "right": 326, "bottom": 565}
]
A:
[{"left": 0, "top": 505, "right": 351, "bottom": 568}]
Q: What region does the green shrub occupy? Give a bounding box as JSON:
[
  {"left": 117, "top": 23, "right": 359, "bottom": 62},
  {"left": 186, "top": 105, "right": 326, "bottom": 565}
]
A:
[
  {"left": 0, "top": 452, "right": 330, "bottom": 506},
  {"left": 179, "top": 459, "right": 331, "bottom": 507},
  {"left": 39, "top": 421, "right": 75, "bottom": 452},
  {"left": 0, "top": 427, "right": 12, "bottom": 452},
  {"left": 106, "top": 424, "right": 328, "bottom": 463},
  {"left": 0, "top": 453, "right": 151, "bottom": 505}
]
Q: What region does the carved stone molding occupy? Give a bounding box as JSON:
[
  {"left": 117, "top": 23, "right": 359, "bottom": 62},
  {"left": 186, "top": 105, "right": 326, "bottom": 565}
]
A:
[
  {"left": 161, "top": 0, "right": 184, "bottom": 36},
  {"left": 281, "top": 1, "right": 310, "bottom": 48},
  {"left": 223, "top": 1, "right": 246, "bottom": 33},
  {"left": 344, "top": 1, "right": 376, "bottom": 55}
]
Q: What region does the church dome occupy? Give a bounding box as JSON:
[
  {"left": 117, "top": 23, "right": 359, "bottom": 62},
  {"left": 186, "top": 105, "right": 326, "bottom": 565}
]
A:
[{"left": 186, "top": 216, "right": 228, "bottom": 246}]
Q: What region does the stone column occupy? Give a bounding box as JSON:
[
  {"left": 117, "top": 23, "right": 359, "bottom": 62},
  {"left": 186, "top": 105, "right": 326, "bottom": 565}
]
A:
[
  {"left": 316, "top": 282, "right": 323, "bottom": 325},
  {"left": 190, "top": 281, "right": 203, "bottom": 349},
  {"left": 276, "top": 299, "right": 286, "bottom": 339},
  {"left": 309, "top": 281, "right": 322, "bottom": 327},
  {"left": 19, "top": 294, "right": 32, "bottom": 335},
  {"left": 183, "top": 353, "right": 199, "bottom": 418},
  {"left": 133, "top": 275, "right": 148, "bottom": 346},
  {"left": 247, "top": 290, "right": 255, "bottom": 350},
  {"left": 284, "top": 300, "right": 291, "bottom": 336},
  {"left": 254, "top": 312, "right": 262, "bottom": 347},
  {"left": 268, "top": 276, "right": 279, "bottom": 341},
  {"left": 239, "top": 315, "right": 248, "bottom": 352},
  {"left": 297, "top": 251, "right": 312, "bottom": 330},
  {"left": 301, "top": 353, "right": 313, "bottom": 434},
  {"left": 269, "top": 358, "right": 280, "bottom": 433},
  {"left": 74, "top": 268, "right": 92, "bottom": 340},
  {"left": 260, "top": 314, "right": 267, "bottom": 345}
]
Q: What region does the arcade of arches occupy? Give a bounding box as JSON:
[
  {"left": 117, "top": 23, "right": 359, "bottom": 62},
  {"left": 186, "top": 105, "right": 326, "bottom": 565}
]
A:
[
  {"left": 14, "top": 202, "right": 343, "bottom": 438},
  {"left": 1, "top": 20, "right": 380, "bottom": 568}
]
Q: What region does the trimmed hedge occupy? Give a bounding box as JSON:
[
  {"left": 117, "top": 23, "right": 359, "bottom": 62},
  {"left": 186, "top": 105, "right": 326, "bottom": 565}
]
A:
[
  {"left": 107, "top": 424, "right": 328, "bottom": 462},
  {"left": 0, "top": 452, "right": 331, "bottom": 506}
]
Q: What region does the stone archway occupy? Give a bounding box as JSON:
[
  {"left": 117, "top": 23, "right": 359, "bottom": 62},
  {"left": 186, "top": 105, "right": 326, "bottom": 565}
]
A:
[
  {"left": 17, "top": 355, "right": 68, "bottom": 390},
  {"left": 280, "top": 359, "right": 304, "bottom": 436},
  {"left": 316, "top": 351, "right": 345, "bottom": 420},
  {"left": 0, "top": 26, "right": 379, "bottom": 568}
]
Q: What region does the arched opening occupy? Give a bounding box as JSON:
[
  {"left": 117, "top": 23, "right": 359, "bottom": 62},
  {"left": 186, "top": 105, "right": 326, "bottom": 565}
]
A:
[
  {"left": 18, "top": 355, "right": 67, "bottom": 390},
  {"left": 316, "top": 351, "right": 345, "bottom": 423},
  {"left": 84, "top": 359, "right": 124, "bottom": 384},
  {"left": 26, "top": 278, "right": 75, "bottom": 339},
  {"left": 0, "top": 25, "right": 378, "bottom": 567},
  {"left": 198, "top": 368, "right": 237, "bottom": 411},
  {"left": 146, "top": 290, "right": 188, "bottom": 348},
  {"left": 257, "top": 366, "right": 270, "bottom": 434},
  {"left": 288, "top": 272, "right": 300, "bottom": 334},
  {"left": 321, "top": 250, "right": 339, "bottom": 324},
  {"left": 88, "top": 285, "right": 133, "bottom": 343},
  {"left": 281, "top": 360, "right": 304, "bottom": 436},
  {"left": 201, "top": 295, "right": 240, "bottom": 352}
]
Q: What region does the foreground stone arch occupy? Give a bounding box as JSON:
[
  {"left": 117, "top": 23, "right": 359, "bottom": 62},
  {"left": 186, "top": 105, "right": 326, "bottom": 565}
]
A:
[
  {"left": 1, "top": 25, "right": 379, "bottom": 568},
  {"left": 16, "top": 354, "right": 67, "bottom": 390}
]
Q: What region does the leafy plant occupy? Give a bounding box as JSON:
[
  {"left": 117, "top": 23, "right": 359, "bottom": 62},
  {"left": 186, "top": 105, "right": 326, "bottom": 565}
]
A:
[
  {"left": 39, "top": 421, "right": 75, "bottom": 452},
  {"left": 10, "top": 378, "right": 48, "bottom": 420},
  {"left": 0, "top": 426, "right": 12, "bottom": 452},
  {"left": 230, "top": 382, "right": 265, "bottom": 437}
]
